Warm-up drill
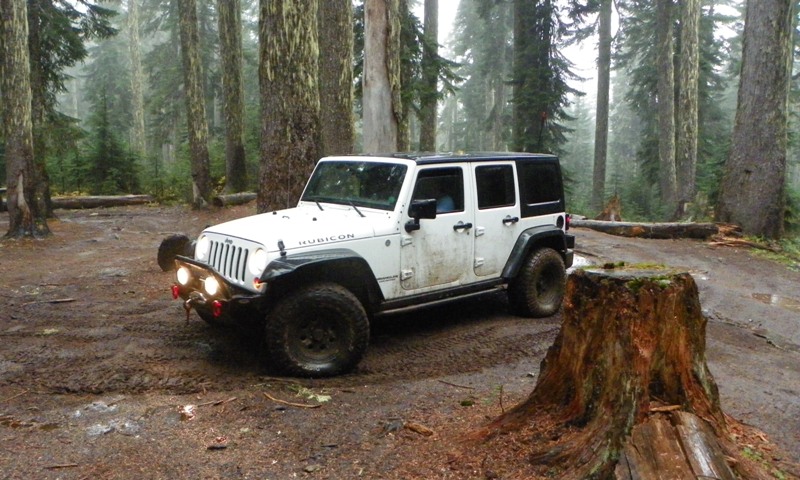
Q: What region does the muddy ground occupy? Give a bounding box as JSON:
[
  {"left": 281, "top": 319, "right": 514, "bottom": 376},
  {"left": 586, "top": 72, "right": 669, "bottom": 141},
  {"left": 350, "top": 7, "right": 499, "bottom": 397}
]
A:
[{"left": 0, "top": 203, "right": 798, "bottom": 479}]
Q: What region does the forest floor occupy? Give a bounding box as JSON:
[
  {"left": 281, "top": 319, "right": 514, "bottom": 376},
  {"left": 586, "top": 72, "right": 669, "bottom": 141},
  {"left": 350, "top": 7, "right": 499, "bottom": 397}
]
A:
[{"left": 0, "top": 203, "right": 799, "bottom": 479}]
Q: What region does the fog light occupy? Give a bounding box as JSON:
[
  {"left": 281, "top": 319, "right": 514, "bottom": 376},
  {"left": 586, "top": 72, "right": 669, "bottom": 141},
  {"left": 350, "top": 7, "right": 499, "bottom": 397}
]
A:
[
  {"left": 204, "top": 276, "right": 220, "bottom": 296},
  {"left": 176, "top": 266, "right": 190, "bottom": 285}
]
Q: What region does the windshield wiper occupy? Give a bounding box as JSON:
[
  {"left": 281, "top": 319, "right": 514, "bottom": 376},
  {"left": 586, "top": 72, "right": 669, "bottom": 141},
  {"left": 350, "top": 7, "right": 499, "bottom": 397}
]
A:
[
  {"left": 349, "top": 201, "right": 365, "bottom": 218},
  {"left": 315, "top": 200, "right": 324, "bottom": 211}
]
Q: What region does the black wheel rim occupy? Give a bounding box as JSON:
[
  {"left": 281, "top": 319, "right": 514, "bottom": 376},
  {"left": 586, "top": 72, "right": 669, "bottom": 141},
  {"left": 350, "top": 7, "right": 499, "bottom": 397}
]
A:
[
  {"left": 535, "top": 262, "right": 562, "bottom": 306},
  {"left": 287, "top": 308, "right": 348, "bottom": 366}
]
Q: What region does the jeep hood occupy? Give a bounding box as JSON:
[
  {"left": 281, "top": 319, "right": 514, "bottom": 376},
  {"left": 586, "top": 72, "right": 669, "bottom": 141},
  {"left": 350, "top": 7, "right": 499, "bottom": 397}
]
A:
[{"left": 202, "top": 204, "right": 389, "bottom": 252}]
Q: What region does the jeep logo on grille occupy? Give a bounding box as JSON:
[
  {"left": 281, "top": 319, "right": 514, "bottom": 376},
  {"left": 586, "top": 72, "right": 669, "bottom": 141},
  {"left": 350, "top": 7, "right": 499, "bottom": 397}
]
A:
[{"left": 224, "top": 238, "right": 233, "bottom": 244}]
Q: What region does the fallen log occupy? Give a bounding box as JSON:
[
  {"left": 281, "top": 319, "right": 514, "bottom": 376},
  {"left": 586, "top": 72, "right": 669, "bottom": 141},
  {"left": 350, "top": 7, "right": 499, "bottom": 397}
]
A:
[
  {"left": 571, "top": 218, "right": 719, "bottom": 239},
  {"left": 211, "top": 192, "right": 256, "bottom": 207},
  {"left": 51, "top": 194, "right": 154, "bottom": 210},
  {"left": 466, "top": 266, "right": 773, "bottom": 479}
]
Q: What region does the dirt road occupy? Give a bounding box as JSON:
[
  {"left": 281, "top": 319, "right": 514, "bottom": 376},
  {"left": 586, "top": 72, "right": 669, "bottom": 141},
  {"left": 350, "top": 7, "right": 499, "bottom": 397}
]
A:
[{"left": 0, "top": 204, "right": 798, "bottom": 478}]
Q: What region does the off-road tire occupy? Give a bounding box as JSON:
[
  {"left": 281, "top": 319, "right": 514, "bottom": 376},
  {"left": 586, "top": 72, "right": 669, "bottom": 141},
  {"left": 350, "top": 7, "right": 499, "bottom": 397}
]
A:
[
  {"left": 508, "top": 247, "right": 566, "bottom": 318},
  {"left": 264, "top": 283, "right": 369, "bottom": 377},
  {"left": 157, "top": 234, "right": 195, "bottom": 272}
]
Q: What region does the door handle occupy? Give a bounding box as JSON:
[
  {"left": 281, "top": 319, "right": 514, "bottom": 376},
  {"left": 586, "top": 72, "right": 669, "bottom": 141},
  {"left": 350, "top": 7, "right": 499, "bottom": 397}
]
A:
[
  {"left": 453, "top": 222, "right": 473, "bottom": 231},
  {"left": 502, "top": 216, "right": 519, "bottom": 225}
]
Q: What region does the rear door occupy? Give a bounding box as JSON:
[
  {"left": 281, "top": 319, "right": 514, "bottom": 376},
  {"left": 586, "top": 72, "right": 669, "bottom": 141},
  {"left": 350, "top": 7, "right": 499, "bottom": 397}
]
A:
[{"left": 472, "top": 162, "right": 520, "bottom": 277}]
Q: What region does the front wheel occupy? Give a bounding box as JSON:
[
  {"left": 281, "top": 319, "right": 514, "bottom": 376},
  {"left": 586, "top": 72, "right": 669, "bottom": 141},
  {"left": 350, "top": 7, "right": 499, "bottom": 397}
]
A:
[
  {"left": 264, "top": 283, "right": 370, "bottom": 377},
  {"left": 508, "top": 247, "right": 566, "bottom": 318}
]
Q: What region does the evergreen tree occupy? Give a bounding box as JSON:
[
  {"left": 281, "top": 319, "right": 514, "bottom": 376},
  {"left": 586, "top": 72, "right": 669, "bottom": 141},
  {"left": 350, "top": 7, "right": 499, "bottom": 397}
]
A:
[
  {"left": 85, "top": 92, "right": 140, "bottom": 194},
  {"left": 511, "top": 0, "right": 580, "bottom": 154}
]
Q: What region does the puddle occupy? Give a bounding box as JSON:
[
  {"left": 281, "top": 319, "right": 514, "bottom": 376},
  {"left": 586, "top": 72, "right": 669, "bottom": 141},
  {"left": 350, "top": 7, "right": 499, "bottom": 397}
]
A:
[
  {"left": 568, "top": 254, "right": 592, "bottom": 273},
  {"left": 752, "top": 293, "right": 800, "bottom": 313}
]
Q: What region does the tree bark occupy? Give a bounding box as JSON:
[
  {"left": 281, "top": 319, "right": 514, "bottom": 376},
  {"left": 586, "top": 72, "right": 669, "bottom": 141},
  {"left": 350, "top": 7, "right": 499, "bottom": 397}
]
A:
[
  {"left": 128, "top": 0, "right": 146, "bottom": 156},
  {"left": 258, "top": 0, "right": 321, "bottom": 212},
  {"left": 177, "top": 0, "right": 212, "bottom": 208},
  {"left": 363, "top": 0, "right": 401, "bottom": 153},
  {"left": 418, "top": 0, "right": 438, "bottom": 151},
  {"left": 716, "top": 0, "right": 792, "bottom": 239},
  {"left": 656, "top": 0, "right": 677, "bottom": 212},
  {"left": 591, "top": 0, "right": 612, "bottom": 213},
  {"left": 475, "top": 268, "right": 754, "bottom": 478},
  {"left": 1, "top": 0, "right": 49, "bottom": 237},
  {"left": 217, "top": 0, "right": 248, "bottom": 193},
  {"left": 317, "top": 0, "right": 355, "bottom": 157},
  {"left": 676, "top": 0, "right": 700, "bottom": 216}
]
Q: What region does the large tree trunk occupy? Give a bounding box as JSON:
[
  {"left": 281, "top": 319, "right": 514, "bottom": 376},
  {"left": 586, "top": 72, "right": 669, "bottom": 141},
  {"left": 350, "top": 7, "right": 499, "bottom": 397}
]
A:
[
  {"left": 656, "top": 0, "right": 677, "bottom": 211},
  {"left": 363, "top": 0, "right": 400, "bottom": 153},
  {"left": 716, "top": 0, "right": 791, "bottom": 239},
  {"left": 571, "top": 219, "right": 718, "bottom": 239},
  {"left": 418, "top": 0, "right": 438, "bottom": 151},
  {"left": 1, "top": 0, "right": 49, "bottom": 237},
  {"left": 25, "top": 0, "right": 54, "bottom": 218},
  {"left": 128, "top": 0, "right": 146, "bottom": 157},
  {"left": 177, "top": 0, "right": 212, "bottom": 208},
  {"left": 676, "top": 0, "right": 700, "bottom": 217},
  {"left": 317, "top": 0, "right": 355, "bottom": 156},
  {"left": 591, "top": 0, "right": 612, "bottom": 213},
  {"left": 258, "top": 0, "right": 321, "bottom": 212},
  {"left": 474, "top": 268, "right": 766, "bottom": 478},
  {"left": 217, "top": 0, "right": 248, "bottom": 194}
]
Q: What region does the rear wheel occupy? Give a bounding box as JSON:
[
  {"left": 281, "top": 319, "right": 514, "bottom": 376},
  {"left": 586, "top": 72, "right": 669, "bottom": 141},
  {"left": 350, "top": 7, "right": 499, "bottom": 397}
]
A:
[
  {"left": 508, "top": 247, "right": 566, "bottom": 318},
  {"left": 264, "top": 283, "right": 369, "bottom": 377}
]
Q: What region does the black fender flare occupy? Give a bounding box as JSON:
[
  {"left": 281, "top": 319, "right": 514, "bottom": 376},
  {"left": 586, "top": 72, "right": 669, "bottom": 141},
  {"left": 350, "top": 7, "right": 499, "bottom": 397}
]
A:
[
  {"left": 502, "top": 226, "right": 572, "bottom": 280},
  {"left": 261, "top": 249, "right": 383, "bottom": 312}
]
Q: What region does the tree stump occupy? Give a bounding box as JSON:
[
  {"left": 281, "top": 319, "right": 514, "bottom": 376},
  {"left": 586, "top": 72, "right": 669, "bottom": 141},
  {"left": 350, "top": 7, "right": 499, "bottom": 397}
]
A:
[{"left": 476, "top": 266, "right": 770, "bottom": 479}]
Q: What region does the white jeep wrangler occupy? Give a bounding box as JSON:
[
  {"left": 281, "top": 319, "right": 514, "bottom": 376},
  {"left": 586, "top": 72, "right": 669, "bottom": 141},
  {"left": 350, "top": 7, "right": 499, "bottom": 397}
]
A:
[{"left": 168, "top": 153, "right": 574, "bottom": 377}]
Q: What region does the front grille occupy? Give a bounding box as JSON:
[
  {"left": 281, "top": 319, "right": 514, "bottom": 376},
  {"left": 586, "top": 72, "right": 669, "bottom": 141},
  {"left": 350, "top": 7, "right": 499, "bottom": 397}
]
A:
[{"left": 207, "top": 240, "right": 249, "bottom": 284}]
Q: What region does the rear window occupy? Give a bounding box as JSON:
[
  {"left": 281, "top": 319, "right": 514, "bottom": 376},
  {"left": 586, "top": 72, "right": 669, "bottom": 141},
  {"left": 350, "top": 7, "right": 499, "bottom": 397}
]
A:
[{"left": 516, "top": 161, "right": 565, "bottom": 217}]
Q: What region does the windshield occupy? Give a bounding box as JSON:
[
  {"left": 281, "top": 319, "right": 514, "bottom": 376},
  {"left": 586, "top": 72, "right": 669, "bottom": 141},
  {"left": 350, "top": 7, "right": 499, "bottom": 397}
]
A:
[{"left": 302, "top": 161, "right": 408, "bottom": 211}]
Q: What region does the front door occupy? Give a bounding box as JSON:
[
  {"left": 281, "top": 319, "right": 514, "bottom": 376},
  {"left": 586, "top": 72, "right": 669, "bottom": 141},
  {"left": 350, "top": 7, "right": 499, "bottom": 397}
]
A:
[{"left": 400, "top": 165, "right": 474, "bottom": 291}]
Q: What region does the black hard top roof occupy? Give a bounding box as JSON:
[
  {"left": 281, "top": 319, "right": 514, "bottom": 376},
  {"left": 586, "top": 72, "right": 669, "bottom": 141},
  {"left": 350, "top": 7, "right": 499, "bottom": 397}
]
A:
[{"left": 367, "top": 151, "right": 559, "bottom": 165}]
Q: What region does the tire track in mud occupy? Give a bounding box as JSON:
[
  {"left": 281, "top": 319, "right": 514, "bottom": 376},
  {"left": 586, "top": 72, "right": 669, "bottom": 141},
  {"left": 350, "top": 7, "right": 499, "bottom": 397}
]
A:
[{"left": 1, "top": 294, "right": 560, "bottom": 395}]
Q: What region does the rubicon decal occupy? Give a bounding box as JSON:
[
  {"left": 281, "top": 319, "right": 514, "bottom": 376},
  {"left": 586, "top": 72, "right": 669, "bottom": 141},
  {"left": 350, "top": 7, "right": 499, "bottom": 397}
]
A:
[{"left": 298, "top": 233, "right": 356, "bottom": 246}]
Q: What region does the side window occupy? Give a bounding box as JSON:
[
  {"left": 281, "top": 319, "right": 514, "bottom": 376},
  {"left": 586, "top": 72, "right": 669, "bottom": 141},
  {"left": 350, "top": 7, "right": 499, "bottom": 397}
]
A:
[
  {"left": 412, "top": 167, "right": 464, "bottom": 213},
  {"left": 516, "top": 161, "right": 565, "bottom": 217},
  {"left": 476, "top": 165, "right": 516, "bottom": 209}
]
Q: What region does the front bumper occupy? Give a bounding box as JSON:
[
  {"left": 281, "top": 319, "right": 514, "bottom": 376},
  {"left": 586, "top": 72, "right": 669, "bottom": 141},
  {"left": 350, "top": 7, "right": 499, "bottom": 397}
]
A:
[{"left": 172, "top": 256, "right": 264, "bottom": 324}]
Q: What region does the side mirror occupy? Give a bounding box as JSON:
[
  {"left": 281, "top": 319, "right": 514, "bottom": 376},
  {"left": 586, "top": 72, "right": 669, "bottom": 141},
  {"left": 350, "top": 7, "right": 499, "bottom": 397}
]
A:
[{"left": 405, "top": 198, "right": 437, "bottom": 232}]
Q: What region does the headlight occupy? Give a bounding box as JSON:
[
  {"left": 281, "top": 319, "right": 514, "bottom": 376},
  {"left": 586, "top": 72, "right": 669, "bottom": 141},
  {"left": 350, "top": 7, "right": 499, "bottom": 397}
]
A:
[
  {"left": 249, "top": 248, "right": 268, "bottom": 276},
  {"left": 204, "top": 276, "right": 220, "bottom": 296},
  {"left": 176, "top": 267, "right": 191, "bottom": 285},
  {"left": 196, "top": 235, "right": 210, "bottom": 260}
]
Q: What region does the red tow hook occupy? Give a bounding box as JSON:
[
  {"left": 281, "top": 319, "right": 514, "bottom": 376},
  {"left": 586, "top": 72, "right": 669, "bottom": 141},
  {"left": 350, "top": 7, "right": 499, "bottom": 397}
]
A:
[
  {"left": 171, "top": 285, "right": 180, "bottom": 299},
  {"left": 212, "top": 300, "right": 223, "bottom": 318}
]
